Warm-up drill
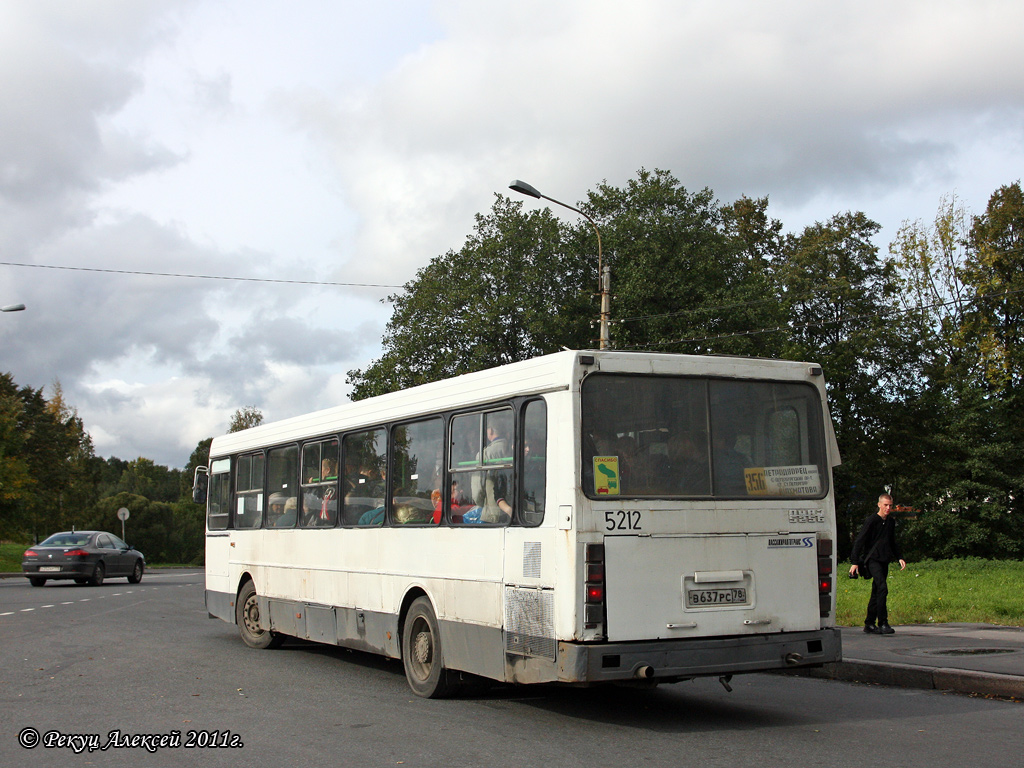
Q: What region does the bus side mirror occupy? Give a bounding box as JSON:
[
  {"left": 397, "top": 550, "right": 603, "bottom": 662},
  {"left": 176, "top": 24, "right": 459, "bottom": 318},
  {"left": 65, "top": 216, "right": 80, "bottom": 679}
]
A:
[{"left": 193, "top": 467, "right": 209, "bottom": 504}]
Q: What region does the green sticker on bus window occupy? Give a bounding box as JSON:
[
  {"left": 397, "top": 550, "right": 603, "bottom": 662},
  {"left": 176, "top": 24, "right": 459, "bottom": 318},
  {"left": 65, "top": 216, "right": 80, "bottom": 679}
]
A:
[{"left": 593, "top": 456, "right": 620, "bottom": 496}]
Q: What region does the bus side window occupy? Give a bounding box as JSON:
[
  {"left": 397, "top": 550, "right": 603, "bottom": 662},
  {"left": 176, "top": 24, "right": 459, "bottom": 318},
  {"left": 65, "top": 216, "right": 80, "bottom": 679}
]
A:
[
  {"left": 344, "top": 428, "right": 387, "bottom": 526},
  {"left": 520, "top": 400, "right": 547, "bottom": 526},
  {"left": 391, "top": 418, "right": 444, "bottom": 525},
  {"left": 266, "top": 445, "right": 298, "bottom": 528},
  {"left": 301, "top": 438, "right": 339, "bottom": 527},
  {"left": 449, "top": 408, "right": 514, "bottom": 526},
  {"left": 235, "top": 452, "right": 264, "bottom": 529}
]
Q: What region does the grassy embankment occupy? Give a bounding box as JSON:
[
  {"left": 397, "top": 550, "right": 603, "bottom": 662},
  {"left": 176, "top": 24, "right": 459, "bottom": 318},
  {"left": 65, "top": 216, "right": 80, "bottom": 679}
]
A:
[
  {"left": 3, "top": 541, "right": 1022, "bottom": 626},
  {"left": 835, "top": 558, "right": 1024, "bottom": 627}
]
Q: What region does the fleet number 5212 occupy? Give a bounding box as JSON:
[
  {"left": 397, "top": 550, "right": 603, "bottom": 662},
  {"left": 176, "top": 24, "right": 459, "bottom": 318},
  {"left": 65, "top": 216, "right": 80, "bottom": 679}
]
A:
[{"left": 605, "top": 510, "right": 642, "bottom": 531}]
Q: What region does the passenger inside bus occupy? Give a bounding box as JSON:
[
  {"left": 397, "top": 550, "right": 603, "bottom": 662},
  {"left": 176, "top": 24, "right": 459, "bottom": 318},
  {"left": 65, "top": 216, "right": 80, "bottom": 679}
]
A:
[
  {"left": 268, "top": 493, "right": 297, "bottom": 527},
  {"left": 712, "top": 426, "right": 750, "bottom": 495},
  {"left": 470, "top": 422, "right": 513, "bottom": 524},
  {"left": 314, "top": 458, "right": 339, "bottom": 525},
  {"left": 342, "top": 433, "right": 386, "bottom": 525},
  {"left": 661, "top": 431, "right": 710, "bottom": 495}
]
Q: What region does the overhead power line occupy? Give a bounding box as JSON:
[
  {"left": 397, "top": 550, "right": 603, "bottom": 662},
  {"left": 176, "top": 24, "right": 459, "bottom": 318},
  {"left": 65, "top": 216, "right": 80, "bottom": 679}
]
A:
[{"left": 0, "top": 260, "right": 403, "bottom": 289}]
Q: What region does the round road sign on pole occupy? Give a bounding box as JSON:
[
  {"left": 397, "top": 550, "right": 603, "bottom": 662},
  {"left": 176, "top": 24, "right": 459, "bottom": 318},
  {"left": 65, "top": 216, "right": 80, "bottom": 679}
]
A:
[{"left": 117, "top": 507, "right": 130, "bottom": 541}]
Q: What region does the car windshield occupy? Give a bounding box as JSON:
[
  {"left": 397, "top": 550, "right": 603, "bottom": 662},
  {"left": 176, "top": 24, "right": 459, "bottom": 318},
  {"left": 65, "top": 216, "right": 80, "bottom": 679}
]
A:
[{"left": 38, "top": 533, "right": 92, "bottom": 547}]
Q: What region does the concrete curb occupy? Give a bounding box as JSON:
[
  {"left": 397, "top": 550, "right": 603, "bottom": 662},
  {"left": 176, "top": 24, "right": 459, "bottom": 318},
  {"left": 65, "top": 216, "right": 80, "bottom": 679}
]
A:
[{"left": 786, "top": 660, "right": 1024, "bottom": 700}]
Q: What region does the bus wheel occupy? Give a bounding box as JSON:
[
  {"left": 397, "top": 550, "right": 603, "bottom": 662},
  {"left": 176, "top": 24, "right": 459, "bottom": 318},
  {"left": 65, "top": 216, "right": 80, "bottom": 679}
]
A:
[
  {"left": 236, "top": 581, "right": 283, "bottom": 649},
  {"left": 402, "top": 597, "right": 456, "bottom": 698}
]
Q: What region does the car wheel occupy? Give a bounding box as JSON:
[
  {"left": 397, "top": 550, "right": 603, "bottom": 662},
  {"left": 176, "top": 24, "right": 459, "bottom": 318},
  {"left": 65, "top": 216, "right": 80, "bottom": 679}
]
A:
[
  {"left": 128, "top": 559, "right": 144, "bottom": 584},
  {"left": 402, "top": 596, "right": 458, "bottom": 698},
  {"left": 28, "top": 577, "right": 46, "bottom": 587},
  {"left": 235, "top": 581, "right": 283, "bottom": 649},
  {"left": 74, "top": 578, "right": 88, "bottom": 585},
  {"left": 89, "top": 562, "right": 105, "bottom": 586}
]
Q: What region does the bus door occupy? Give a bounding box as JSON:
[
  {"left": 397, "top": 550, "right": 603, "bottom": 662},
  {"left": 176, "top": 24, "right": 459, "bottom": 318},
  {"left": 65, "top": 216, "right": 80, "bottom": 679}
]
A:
[
  {"left": 204, "top": 458, "right": 233, "bottom": 589},
  {"left": 602, "top": 532, "right": 821, "bottom": 642}
]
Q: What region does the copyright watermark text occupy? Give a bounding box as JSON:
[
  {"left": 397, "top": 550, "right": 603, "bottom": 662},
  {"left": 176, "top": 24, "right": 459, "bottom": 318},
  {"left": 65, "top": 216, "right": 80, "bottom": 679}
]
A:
[{"left": 18, "top": 727, "right": 243, "bottom": 753}]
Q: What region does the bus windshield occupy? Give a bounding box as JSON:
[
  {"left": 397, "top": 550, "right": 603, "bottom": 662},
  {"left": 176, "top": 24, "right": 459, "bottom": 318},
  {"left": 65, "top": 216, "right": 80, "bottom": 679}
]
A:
[{"left": 582, "top": 374, "right": 827, "bottom": 499}]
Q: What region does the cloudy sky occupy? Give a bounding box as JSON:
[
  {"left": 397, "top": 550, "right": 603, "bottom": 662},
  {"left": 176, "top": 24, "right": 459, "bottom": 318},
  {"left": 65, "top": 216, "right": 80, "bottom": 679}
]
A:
[{"left": 2, "top": 0, "right": 1022, "bottom": 467}]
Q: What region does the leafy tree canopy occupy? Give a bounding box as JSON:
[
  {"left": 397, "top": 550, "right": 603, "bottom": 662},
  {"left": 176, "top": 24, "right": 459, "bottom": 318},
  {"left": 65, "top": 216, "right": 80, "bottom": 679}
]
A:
[{"left": 229, "top": 406, "right": 264, "bottom": 433}]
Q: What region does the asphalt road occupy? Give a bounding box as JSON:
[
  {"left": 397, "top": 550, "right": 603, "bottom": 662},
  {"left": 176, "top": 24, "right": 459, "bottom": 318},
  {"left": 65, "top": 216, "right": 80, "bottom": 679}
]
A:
[{"left": 1, "top": 569, "right": 1021, "bottom": 768}]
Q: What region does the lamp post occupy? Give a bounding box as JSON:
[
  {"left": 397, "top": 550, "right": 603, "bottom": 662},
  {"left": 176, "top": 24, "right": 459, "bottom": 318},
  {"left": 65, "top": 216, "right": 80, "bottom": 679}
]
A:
[
  {"left": 2, "top": 303, "right": 26, "bottom": 312},
  {"left": 509, "top": 180, "right": 610, "bottom": 350}
]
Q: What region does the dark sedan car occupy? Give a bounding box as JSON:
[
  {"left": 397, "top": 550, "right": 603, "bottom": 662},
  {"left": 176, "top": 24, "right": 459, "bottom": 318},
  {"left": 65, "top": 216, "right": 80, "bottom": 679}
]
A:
[{"left": 22, "top": 531, "right": 145, "bottom": 587}]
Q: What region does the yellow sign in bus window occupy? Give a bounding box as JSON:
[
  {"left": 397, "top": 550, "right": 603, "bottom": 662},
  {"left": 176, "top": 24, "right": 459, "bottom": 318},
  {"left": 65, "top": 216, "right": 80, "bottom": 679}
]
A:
[
  {"left": 593, "top": 456, "right": 620, "bottom": 496},
  {"left": 745, "top": 465, "right": 821, "bottom": 496}
]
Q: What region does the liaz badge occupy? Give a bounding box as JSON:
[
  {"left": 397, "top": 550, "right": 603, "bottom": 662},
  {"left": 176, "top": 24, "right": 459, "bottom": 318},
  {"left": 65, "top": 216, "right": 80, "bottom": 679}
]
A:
[{"left": 593, "top": 456, "right": 620, "bottom": 495}]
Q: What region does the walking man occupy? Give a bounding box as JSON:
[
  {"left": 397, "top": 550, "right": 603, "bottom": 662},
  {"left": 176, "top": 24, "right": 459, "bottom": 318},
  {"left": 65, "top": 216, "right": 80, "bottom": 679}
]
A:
[{"left": 849, "top": 493, "right": 907, "bottom": 635}]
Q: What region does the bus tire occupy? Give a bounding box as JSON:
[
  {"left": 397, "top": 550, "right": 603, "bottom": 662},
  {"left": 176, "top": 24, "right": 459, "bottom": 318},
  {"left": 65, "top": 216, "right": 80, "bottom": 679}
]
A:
[
  {"left": 402, "top": 596, "right": 456, "bottom": 698},
  {"left": 236, "top": 580, "right": 283, "bottom": 649}
]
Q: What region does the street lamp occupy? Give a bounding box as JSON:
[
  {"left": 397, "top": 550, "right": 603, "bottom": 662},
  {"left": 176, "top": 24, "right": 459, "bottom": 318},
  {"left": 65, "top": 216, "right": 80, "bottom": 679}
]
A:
[
  {"left": 509, "top": 180, "right": 610, "bottom": 350},
  {"left": 2, "top": 303, "right": 26, "bottom": 312}
]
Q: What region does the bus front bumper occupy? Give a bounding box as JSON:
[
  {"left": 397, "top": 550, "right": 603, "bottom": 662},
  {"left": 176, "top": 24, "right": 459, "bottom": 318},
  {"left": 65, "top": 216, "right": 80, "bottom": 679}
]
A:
[{"left": 558, "top": 628, "right": 841, "bottom": 683}]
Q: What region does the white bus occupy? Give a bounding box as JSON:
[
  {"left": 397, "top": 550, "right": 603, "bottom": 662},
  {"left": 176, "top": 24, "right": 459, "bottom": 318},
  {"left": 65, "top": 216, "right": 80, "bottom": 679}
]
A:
[{"left": 199, "top": 350, "right": 842, "bottom": 697}]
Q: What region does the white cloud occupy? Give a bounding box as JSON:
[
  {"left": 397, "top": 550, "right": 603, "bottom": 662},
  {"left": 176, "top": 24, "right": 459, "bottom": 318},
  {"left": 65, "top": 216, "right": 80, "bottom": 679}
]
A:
[{"left": 3, "top": 0, "right": 1024, "bottom": 467}]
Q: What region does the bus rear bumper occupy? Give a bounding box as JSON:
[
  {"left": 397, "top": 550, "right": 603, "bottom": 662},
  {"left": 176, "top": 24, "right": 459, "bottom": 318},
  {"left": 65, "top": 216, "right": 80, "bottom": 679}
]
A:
[{"left": 558, "top": 628, "right": 841, "bottom": 683}]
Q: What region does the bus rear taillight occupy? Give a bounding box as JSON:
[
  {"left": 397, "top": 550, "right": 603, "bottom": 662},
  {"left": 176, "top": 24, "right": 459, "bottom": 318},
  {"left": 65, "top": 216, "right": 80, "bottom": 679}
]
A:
[
  {"left": 816, "top": 536, "right": 833, "bottom": 618},
  {"left": 584, "top": 543, "right": 605, "bottom": 631}
]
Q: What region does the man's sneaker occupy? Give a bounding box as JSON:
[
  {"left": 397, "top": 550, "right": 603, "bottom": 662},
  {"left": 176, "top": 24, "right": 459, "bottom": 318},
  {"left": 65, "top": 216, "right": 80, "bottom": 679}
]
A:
[
  {"left": 864, "top": 624, "right": 881, "bottom": 634},
  {"left": 879, "top": 624, "right": 896, "bottom": 635}
]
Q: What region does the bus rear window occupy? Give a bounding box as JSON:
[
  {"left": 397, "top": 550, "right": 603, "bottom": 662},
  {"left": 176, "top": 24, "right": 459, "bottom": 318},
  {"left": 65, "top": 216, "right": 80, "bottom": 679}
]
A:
[{"left": 581, "top": 375, "right": 827, "bottom": 499}]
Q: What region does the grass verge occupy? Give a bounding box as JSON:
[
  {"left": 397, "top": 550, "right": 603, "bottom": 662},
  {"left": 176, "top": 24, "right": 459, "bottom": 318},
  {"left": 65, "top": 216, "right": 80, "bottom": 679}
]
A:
[{"left": 836, "top": 558, "right": 1024, "bottom": 627}]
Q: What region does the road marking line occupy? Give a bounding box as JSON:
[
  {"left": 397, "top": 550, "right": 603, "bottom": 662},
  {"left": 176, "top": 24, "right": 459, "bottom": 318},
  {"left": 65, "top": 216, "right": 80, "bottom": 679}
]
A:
[{"left": 20, "top": 608, "right": 34, "bottom": 612}]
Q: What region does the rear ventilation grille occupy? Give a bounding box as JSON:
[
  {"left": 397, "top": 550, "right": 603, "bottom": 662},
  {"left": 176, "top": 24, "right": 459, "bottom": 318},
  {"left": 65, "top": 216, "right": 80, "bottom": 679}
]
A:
[{"left": 505, "top": 587, "right": 555, "bottom": 660}]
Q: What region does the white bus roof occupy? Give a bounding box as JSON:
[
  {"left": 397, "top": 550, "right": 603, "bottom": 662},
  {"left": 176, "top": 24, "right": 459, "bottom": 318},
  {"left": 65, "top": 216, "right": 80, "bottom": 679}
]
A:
[{"left": 210, "top": 349, "right": 827, "bottom": 458}]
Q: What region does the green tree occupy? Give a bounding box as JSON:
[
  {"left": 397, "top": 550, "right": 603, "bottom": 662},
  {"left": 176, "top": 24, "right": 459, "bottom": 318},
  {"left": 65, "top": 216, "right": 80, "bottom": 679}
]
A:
[
  {"left": 113, "top": 457, "right": 182, "bottom": 503},
  {"left": 886, "top": 185, "right": 1024, "bottom": 559},
  {"left": 584, "top": 170, "right": 785, "bottom": 357},
  {"left": 961, "top": 181, "right": 1024, "bottom": 393},
  {"left": 777, "top": 212, "right": 921, "bottom": 551},
  {"left": 0, "top": 375, "right": 33, "bottom": 536},
  {"left": 0, "top": 375, "right": 97, "bottom": 539},
  {"left": 229, "top": 406, "right": 264, "bottom": 432},
  {"left": 889, "top": 193, "right": 972, "bottom": 385},
  {"left": 347, "top": 195, "right": 593, "bottom": 399}
]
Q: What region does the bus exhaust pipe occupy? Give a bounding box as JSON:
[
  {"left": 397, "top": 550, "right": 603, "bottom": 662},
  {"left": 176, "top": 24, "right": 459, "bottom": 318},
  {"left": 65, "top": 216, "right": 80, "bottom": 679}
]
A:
[
  {"left": 785, "top": 652, "right": 804, "bottom": 666},
  {"left": 634, "top": 665, "right": 655, "bottom": 680}
]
